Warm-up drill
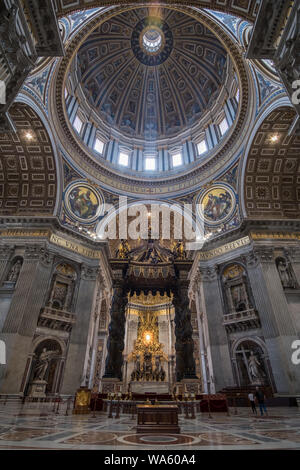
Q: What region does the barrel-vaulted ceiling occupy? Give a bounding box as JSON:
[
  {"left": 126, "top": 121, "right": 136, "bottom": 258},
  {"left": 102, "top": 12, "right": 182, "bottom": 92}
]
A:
[
  {"left": 0, "top": 103, "right": 57, "bottom": 216},
  {"left": 77, "top": 8, "right": 228, "bottom": 140},
  {"left": 244, "top": 107, "right": 300, "bottom": 220}
]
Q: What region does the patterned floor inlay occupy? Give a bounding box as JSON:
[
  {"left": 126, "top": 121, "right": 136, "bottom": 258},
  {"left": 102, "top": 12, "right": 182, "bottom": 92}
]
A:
[
  {"left": 195, "top": 432, "right": 257, "bottom": 445},
  {"left": 117, "top": 434, "right": 196, "bottom": 446},
  {"left": 63, "top": 432, "right": 118, "bottom": 445},
  {"left": 0, "top": 427, "right": 56, "bottom": 441},
  {"left": 0, "top": 404, "right": 299, "bottom": 449},
  {"left": 255, "top": 430, "right": 300, "bottom": 442}
]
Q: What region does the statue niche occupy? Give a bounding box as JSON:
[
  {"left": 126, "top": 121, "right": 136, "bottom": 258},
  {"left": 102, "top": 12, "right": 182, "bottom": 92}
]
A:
[
  {"left": 234, "top": 340, "right": 270, "bottom": 387},
  {"left": 276, "top": 256, "right": 298, "bottom": 290},
  {"left": 5, "top": 258, "right": 23, "bottom": 284},
  {"left": 47, "top": 263, "right": 77, "bottom": 311},
  {"left": 222, "top": 264, "right": 254, "bottom": 314},
  {"left": 28, "top": 339, "right": 63, "bottom": 397}
]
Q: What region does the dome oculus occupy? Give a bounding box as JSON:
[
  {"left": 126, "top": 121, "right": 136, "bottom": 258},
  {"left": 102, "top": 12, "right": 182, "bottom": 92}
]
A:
[
  {"left": 142, "top": 27, "right": 163, "bottom": 53},
  {"left": 131, "top": 16, "right": 173, "bottom": 66}
]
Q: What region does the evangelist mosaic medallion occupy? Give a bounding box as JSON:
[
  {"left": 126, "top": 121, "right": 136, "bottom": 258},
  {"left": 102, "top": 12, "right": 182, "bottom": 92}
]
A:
[
  {"left": 64, "top": 182, "right": 104, "bottom": 223},
  {"left": 197, "top": 184, "right": 236, "bottom": 225}
]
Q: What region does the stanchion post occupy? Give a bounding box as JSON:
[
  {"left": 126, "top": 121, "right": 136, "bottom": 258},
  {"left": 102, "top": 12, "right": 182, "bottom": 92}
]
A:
[
  {"left": 226, "top": 397, "right": 230, "bottom": 416},
  {"left": 55, "top": 396, "right": 60, "bottom": 415},
  {"left": 191, "top": 401, "right": 195, "bottom": 419},
  {"left": 92, "top": 394, "right": 97, "bottom": 418},
  {"left": 115, "top": 400, "right": 120, "bottom": 419},
  {"left": 108, "top": 399, "right": 113, "bottom": 418},
  {"left": 65, "top": 397, "right": 71, "bottom": 416},
  {"left": 207, "top": 380, "right": 212, "bottom": 419},
  {"left": 184, "top": 402, "right": 189, "bottom": 419},
  {"left": 234, "top": 396, "right": 238, "bottom": 415}
]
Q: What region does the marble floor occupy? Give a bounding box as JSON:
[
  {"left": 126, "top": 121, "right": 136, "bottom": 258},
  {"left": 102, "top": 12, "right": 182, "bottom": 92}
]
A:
[{"left": 0, "top": 402, "right": 299, "bottom": 450}]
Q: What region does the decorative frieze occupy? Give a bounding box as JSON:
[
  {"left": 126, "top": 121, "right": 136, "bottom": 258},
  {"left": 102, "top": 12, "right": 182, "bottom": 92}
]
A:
[
  {"left": 24, "top": 245, "right": 42, "bottom": 261},
  {"left": 253, "top": 247, "right": 274, "bottom": 264},
  {"left": 0, "top": 245, "right": 15, "bottom": 260},
  {"left": 39, "top": 248, "right": 54, "bottom": 268}
]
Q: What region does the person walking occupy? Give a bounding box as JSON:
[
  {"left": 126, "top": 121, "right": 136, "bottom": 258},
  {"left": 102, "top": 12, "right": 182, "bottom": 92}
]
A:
[
  {"left": 255, "top": 387, "right": 268, "bottom": 416},
  {"left": 248, "top": 391, "right": 257, "bottom": 415}
]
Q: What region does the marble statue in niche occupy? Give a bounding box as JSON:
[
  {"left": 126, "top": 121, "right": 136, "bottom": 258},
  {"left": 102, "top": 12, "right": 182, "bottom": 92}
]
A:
[
  {"left": 7, "top": 259, "right": 22, "bottom": 283},
  {"left": 234, "top": 341, "right": 269, "bottom": 387},
  {"left": 33, "top": 348, "right": 60, "bottom": 381},
  {"left": 276, "top": 257, "right": 297, "bottom": 289},
  {"left": 248, "top": 350, "right": 266, "bottom": 383}
]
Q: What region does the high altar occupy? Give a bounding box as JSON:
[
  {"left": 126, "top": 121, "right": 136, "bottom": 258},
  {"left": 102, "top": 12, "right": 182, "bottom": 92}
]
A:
[
  {"left": 124, "top": 291, "right": 175, "bottom": 394},
  {"left": 101, "top": 238, "right": 201, "bottom": 396}
]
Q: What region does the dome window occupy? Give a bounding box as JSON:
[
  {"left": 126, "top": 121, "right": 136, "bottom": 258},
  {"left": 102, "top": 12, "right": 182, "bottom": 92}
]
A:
[
  {"left": 145, "top": 156, "right": 156, "bottom": 171},
  {"left": 94, "top": 138, "right": 104, "bottom": 154},
  {"left": 197, "top": 139, "right": 208, "bottom": 156},
  {"left": 73, "top": 115, "right": 83, "bottom": 134},
  {"left": 172, "top": 153, "right": 183, "bottom": 167},
  {"left": 119, "top": 151, "right": 129, "bottom": 167},
  {"left": 219, "top": 117, "right": 229, "bottom": 136}
]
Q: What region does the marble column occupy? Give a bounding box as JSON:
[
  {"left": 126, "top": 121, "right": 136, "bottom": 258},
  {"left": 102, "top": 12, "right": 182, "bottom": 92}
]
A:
[
  {"left": 0, "top": 246, "right": 54, "bottom": 394},
  {"left": 194, "top": 285, "right": 208, "bottom": 393},
  {"left": 199, "top": 265, "right": 235, "bottom": 392},
  {"left": 61, "top": 264, "right": 99, "bottom": 395},
  {"left": 88, "top": 296, "right": 102, "bottom": 390},
  {"left": 245, "top": 249, "right": 300, "bottom": 394},
  {"left": 173, "top": 285, "right": 197, "bottom": 381},
  {"left": 103, "top": 286, "right": 127, "bottom": 380}
]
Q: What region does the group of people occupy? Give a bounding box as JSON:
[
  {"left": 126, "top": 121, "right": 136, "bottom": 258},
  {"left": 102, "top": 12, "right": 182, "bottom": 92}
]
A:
[{"left": 248, "top": 387, "right": 268, "bottom": 416}]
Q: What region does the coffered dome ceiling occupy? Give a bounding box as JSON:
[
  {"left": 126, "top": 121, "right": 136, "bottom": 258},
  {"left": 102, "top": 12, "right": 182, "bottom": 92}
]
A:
[
  {"left": 76, "top": 8, "right": 228, "bottom": 140},
  {"left": 52, "top": 5, "right": 251, "bottom": 196}
]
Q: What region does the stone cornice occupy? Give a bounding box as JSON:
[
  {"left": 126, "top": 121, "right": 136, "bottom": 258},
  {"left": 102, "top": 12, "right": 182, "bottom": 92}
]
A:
[{"left": 0, "top": 218, "right": 111, "bottom": 267}]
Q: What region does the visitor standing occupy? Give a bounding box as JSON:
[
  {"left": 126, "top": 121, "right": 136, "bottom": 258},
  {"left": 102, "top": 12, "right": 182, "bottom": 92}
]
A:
[
  {"left": 255, "top": 387, "right": 268, "bottom": 416},
  {"left": 248, "top": 391, "right": 257, "bottom": 415}
]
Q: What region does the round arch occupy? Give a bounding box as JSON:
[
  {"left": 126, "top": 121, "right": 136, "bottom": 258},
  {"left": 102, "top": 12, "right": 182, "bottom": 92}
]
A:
[{"left": 55, "top": 0, "right": 259, "bottom": 23}]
